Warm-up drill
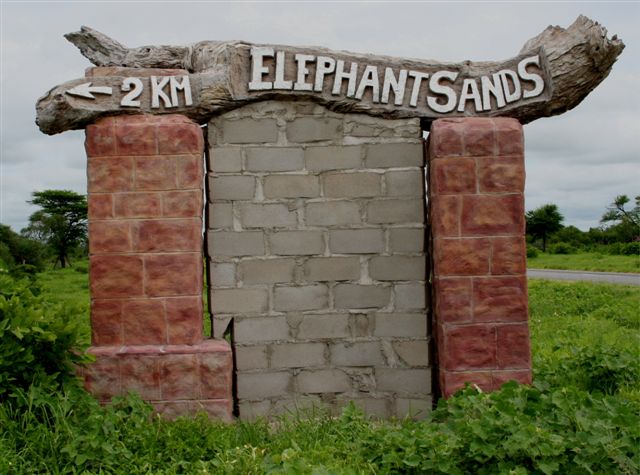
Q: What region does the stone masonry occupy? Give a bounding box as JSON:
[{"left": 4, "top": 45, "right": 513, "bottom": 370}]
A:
[
  {"left": 207, "top": 101, "right": 431, "bottom": 419},
  {"left": 427, "top": 117, "right": 532, "bottom": 397},
  {"left": 81, "top": 75, "right": 233, "bottom": 421}
]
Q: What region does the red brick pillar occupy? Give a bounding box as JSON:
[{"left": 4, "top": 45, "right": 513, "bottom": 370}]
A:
[
  {"left": 82, "top": 99, "right": 232, "bottom": 419},
  {"left": 427, "top": 118, "right": 531, "bottom": 398}
]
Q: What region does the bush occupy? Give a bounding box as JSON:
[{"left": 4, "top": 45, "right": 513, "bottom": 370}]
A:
[
  {"left": 526, "top": 244, "right": 539, "bottom": 258},
  {"left": 548, "top": 242, "right": 574, "bottom": 254},
  {"left": 621, "top": 242, "right": 640, "bottom": 256},
  {"left": 0, "top": 273, "right": 89, "bottom": 401}
]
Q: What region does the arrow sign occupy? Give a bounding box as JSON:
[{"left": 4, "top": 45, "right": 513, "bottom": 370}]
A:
[{"left": 66, "top": 82, "right": 113, "bottom": 99}]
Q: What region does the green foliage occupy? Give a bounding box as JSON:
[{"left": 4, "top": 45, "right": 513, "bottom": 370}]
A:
[
  {"left": 547, "top": 242, "right": 574, "bottom": 254},
  {"left": 23, "top": 190, "right": 88, "bottom": 268},
  {"left": 0, "top": 273, "right": 90, "bottom": 401},
  {"left": 526, "top": 204, "right": 564, "bottom": 252},
  {"left": 601, "top": 194, "right": 640, "bottom": 241},
  {"left": 526, "top": 244, "right": 539, "bottom": 258},
  {"left": 0, "top": 223, "right": 47, "bottom": 274},
  {"left": 527, "top": 251, "right": 640, "bottom": 273}
]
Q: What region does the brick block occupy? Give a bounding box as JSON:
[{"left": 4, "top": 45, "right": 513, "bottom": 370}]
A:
[
  {"left": 177, "top": 155, "right": 203, "bottom": 189},
  {"left": 88, "top": 194, "right": 114, "bottom": 219},
  {"left": 306, "top": 201, "right": 361, "bottom": 226},
  {"left": 89, "top": 221, "right": 131, "bottom": 253},
  {"left": 245, "top": 147, "right": 304, "bottom": 172},
  {"left": 305, "top": 146, "right": 362, "bottom": 171},
  {"left": 209, "top": 262, "right": 236, "bottom": 287},
  {"left": 116, "top": 121, "right": 156, "bottom": 156},
  {"left": 433, "top": 238, "right": 490, "bottom": 276},
  {"left": 365, "top": 143, "right": 423, "bottom": 168},
  {"left": 395, "top": 284, "right": 427, "bottom": 310},
  {"left": 462, "top": 119, "right": 495, "bottom": 156},
  {"left": 239, "top": 401, "right": 271, "bottom": 420},
  {"left": 160, "top": 354, "right": 199, "bottom": 400},
  {"left": 210, "top": 288, "right": 268, "bottom": 314},
  {"left": 366, "top": 199, "right": 424, "bottom": 224},
  {"left": 441, "top": 371, "right": 492, "bottom": 397},
  {"left": 209, "top": 147, "right": 242, "bottom": 172},
  {"left": 396, "top": 397, "right": 432, "bottom": 419},
  {"left": 114, "top": 192, "right": 162, "bottom": 218},
  {"left": 157, "top": 120, "right": 203, "bottom": 155},
  {"left": 222, "top": 118, "right": 278, "bottom": 144},
  {"left": 208, "top": 203, "right": 233, "bottom": 229},
  {"left": 287, "top": 117, "right": 341, "bottom": 142},
  {"left": 435, "top": 277, "right": 472, "bottom": 323},
  {"left": 86, "top": 119, "right": 116, "bottom": 157},
  {"left": 461, "top": 195, "right": 524, "bottom": 236},
  {"left": 495, "top": 118, "right": 524, "bottom": 156},
  {"left": 491, "top": 236, "right": 526, "bottom": 275},
  {"left": 323, "top": 172, "right": 381, "bottom": 198},
  {"left": 83, "top": 356, "right": 121, "bottom": 400},
  {"left": 238, "top": 203, "right": 297, "bottom": 228},
  {"left": 209, "top": 231, "right": 265, "bottom": 256},
  {"left": 389, "top": 228, "right": 424, "bottom": 253},
  {"left": 334, "top": 284, "right": 390, "bottom": 309},
  {"left": 263, "top": 175, "right": 320, "bottom": 198},
  {"left": 144, "top": 253, "right": 201, "bottom": 296},
  {"left": 234, "top": 316, "right": 290, "bottom": 343},
  {"left": 274, "top": 285, "right": 329, "bottom": 311},
  {"left": 442, "top": 324, "right": 496, "bottom": 370},
  {"left": 165, "top": 296, "right": 203, "bottom": 344},
  {"left": 134, "top": 156, "right": 177, "bottom": 191},
  {"left": 478, "top": 155, "right": 524, "bottom": 193},
  {"left": 235, "top": 345, "right": 268, "bottom": 371},
  {"left": 163, "top": 190, "right": 202, "bottom": 218},
  {"left": 374, "top": 313, "right": 427, "bottom": 337},
  {"left": 304, "top": 257, "right": 360, "bottom": 281},
  {"left": 297, "top": 314, "right": 351, "bottom": 339},
  {"left": 239, "top": 258, "right": 296, "bottom": 284},
  {"left": 269, "top": 231, "right": 323, "bottom": 255},
  {"left": 336, "top": 397, "right": 389, "bottom": 418},
  {"left": 429, "top": 195, "right": 461, "bottom": 237},
  {"left": 120, "top": 356, "right": 161, "bottom": 400},
  {"left": 331, "top": 341, "right": 383, "bottom": 366},
  {"left": 297, "top": 369, "right": 351, "bottom": 393},
  {"left": 90, "top": 255, "right": 144, "bottom": 298},
  {"left": 429, "top": 119, "right": 464, "bottom": 158},
  {"left": 271, "top": 342, "right": 326, "bottom": 368},
  {"left": 385, "top": 170, "right": 424, "bottom": 196},
  {"left": 376, "top": 368, "right": 430, "bottom": 394},
  {"left": 393, "top": 340, "right": 430, "bottom": 367},
  {"left": 88, "top": 156, "right": 134, "bottom": 192},
  {"left": 122, "top": 298, "right": 166, "bottom": 345},
  {"left": 369, "top": 256, "right": 425, "bottom": 281},
  {"left": 329, "top": 229, "right": 384, "bottom": 254},
  {"left": 209, "top": 176, "right": 256, "bottom": 200},
  {"left": 497, "top": 324, "right": 531, "bottom": 368},
  {"left": 199, "top": 349, "right": 233, "bottom": 400},
  {"left": 492, "top": 369, "right": 532, "bottom": 388},
  {"left": 473, "top": 276, "right": 528, "bottom": 322},
  {"left": 91, "top": 299, "right": 123, "bottom": 345},
  {"left": 431, "top": 158, "right": 476, "bottom": 194},
  {"left": 237, "top": 371, "right": 291, "bottom": 399},
  {"left": 133, "top": 219, "right": 201, "bottom": 252}
]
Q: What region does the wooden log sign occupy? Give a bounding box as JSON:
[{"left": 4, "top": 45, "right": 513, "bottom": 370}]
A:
[{"left": 36, "top": 15, "right": 623, "bottom": 134}]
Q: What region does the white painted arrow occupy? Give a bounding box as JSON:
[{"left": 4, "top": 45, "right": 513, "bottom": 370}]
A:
[{"left": 66, "top": 82, "right": 113, "bottom": 99}]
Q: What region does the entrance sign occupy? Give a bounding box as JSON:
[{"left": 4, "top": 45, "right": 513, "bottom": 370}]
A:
[{"left": 36, "top": 15, "right": 623, "bottom": 135}]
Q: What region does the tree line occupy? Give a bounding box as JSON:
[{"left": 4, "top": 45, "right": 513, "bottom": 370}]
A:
[{"left": 1, "top": 190, "right": 638, "bottom": 277}]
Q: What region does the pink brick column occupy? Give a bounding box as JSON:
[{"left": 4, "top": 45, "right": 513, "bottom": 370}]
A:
[
  {"left": 427, "top": 118, "right": 532, "bottom": 398},
  {"left": 82, "top": 105, "right": 232, "bottom": 420}
]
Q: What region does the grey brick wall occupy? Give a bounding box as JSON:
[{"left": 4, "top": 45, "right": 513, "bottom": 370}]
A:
[{"left": 207, "top": 101, "right": 430, "bottom": 420}]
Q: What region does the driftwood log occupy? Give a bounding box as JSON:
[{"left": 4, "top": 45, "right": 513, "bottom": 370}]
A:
[{"left": 36, "top": 15, "right": 623, "bottom": 135}]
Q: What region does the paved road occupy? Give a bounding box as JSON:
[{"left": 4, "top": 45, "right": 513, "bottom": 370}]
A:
[{"left": 528, "top": 268, "right": 640, "bottom": 286}]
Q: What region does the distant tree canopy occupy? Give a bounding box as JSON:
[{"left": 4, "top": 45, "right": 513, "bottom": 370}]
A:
[
  {"left": 600, "top": 195, "right": 640, "bottom": 242},
  {"left": 525, "top": 204, "right": 564, "bottom": 252},
  {"left": 0, "top": 224, "right": 47, "bottom": 274},
  {"left": 22, "top": 190, "right": 88, "bottom": 268}
]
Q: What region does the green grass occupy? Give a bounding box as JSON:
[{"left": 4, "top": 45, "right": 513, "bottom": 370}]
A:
[
  {"left": 3, "top": 269, "right": 637, "bottom": 473},
  {"left": 528, "top": 251, "right": 640, "bottom": 273}
]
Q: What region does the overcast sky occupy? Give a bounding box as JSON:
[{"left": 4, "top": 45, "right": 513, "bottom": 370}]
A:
[{"left": 1, "top": 1, "right": 638, "bottom": 232}]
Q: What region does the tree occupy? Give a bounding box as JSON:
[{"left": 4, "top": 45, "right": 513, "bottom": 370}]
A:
[
  {"left": 526, "top": 204, "right": 564, "bottom": 252},
  {"left": 600, "top": 195, "right": 640, "bottom": 242},
  {"left": 0, "top": 224, "right": 47, "bottom": 272},
  {"left": 22, "top": 190, "right": 88, "bottom": 268}
]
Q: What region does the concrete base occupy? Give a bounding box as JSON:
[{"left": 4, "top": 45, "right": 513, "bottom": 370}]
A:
[{"left": 82, "top": 339, "right": 233, "bottom": 421}]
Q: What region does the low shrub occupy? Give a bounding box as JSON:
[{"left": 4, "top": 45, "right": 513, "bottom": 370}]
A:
[
  {"left": 621, "top": 241, "right": 640, "bottom": 256},
  {"left": 526, "top": 244, "right": 539, "bottom": 258},
  {"left": 548, "top": 242, "right": 574, "bottom": 254}
]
